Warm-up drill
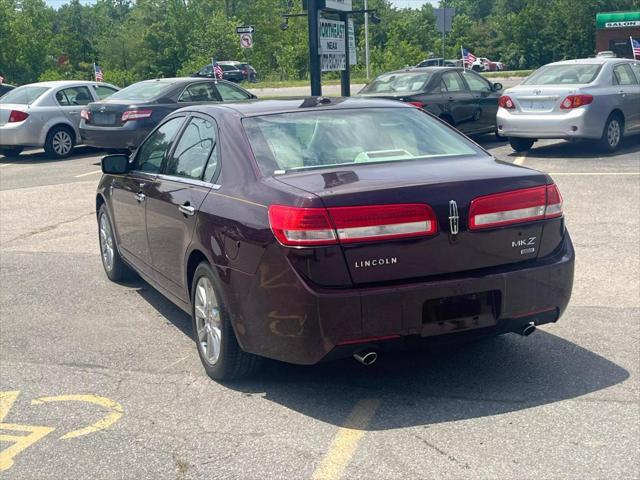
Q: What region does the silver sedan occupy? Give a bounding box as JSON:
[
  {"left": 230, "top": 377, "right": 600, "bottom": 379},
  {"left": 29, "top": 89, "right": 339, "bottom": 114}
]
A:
[
  {"left": 497, "top": 58, "right": 640, "bottom": 152},
  {"left": 0, "top": 80, "right": 119, "bottom": 158}
]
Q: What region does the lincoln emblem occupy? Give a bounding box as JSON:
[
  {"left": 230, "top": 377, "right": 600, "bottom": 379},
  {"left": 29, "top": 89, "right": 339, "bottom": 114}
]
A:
[{"left": 449, "top": 200, "right": 459, "bottom": 235}]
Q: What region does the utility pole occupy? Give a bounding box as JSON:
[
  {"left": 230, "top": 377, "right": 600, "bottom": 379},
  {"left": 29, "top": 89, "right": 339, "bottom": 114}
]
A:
[
  {"left": 307, "top": 0, "right": 322, "bottom": 96},
  {"left": 364, "top": 0, "right": 370, "bottom": 80}
]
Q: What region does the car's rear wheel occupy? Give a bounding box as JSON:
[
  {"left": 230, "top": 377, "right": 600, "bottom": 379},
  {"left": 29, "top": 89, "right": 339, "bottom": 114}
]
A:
[
  {"left": 599, "top": 113, "right": 623, "bottom": 153},
  {"left": 1, "top": 147, "right": 23, "bottom": 158},
  {"left": 191, "top": 262, "right": 261, "bottom": 381},
  {"left": 44, "top": 126, "right": 75, "bottom": 159},
  {"left": 509, "top": 137, "right": 535, "bottom": 152},
  {"left": 98, "top": 204, "right": 133, "bottom": 282}
]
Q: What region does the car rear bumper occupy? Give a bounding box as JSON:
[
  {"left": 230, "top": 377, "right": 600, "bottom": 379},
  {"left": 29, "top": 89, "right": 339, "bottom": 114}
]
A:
[
  {"left": 0, "top": 121, "right": 42, "bottom": 147},
  {"left": 497, "top": 107, "right": 603, "bottom": 139},
  {"left": 80, "top": 123, "right": 152, "bottom": 150},
  {"left": 232, "top": 233, "right": 575, "bottom": 365}
]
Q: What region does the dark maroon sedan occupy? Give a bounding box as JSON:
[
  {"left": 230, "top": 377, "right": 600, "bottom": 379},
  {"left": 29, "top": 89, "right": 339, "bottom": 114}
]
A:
[{"left": 96, "top": 97, "right": 574, "bottom": 380}]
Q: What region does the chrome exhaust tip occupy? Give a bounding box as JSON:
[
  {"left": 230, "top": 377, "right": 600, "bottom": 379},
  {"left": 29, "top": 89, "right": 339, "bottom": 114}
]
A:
[
  {"left": 353, "top": 350, "right": 378, "bottom": 366},
  {"left": 521, "top": 322, "right": 536, "bottom": 337}
]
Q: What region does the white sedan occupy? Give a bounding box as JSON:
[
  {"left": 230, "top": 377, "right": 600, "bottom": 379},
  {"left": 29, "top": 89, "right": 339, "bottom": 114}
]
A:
[
  {"left": 497, "top": 58, "right": 640, "bottom": 152},
  {"left": 0, "top": 80, "right": 119, "bottom": 158}
]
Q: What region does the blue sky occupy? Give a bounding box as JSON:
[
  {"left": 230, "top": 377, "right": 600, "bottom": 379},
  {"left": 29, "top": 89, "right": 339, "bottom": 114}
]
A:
[{"left": 45, "top": 0, "right": 438, "bottom": 9}]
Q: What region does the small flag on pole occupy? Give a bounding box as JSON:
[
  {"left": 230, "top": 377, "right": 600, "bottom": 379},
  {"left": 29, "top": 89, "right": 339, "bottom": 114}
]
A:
[
  {"left": 631, "top": 37, "right": 640, "bottom": 60},
  {"left": 462, "top": 48, "right": 476, "bottom": 68},
  {"left": 211, "top": 59, "right": 223, "bottom": 80},
  {"left": 94, "top": 63, "right": 104, "bottom": 82}
]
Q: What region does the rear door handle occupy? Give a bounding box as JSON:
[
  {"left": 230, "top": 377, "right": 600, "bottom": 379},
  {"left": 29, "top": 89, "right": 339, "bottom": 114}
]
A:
[
  {"left": 178, "top": 203, "right": 196, "bottom": 216},
  {"left": 135, "top": 192, "right": 145, "bottom": 203}
]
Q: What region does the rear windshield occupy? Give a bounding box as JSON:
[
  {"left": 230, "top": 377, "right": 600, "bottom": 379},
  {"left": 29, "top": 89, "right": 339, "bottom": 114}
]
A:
[
  {"left": 243, "top": 107, "right": 482, "bottom": 175},
  {"left": 522, "top": 64, "right": 602, "bottom": 85},
  {"left": 360, "top": 72, "right": 432, "bottom": 94},
  {"left": 108, "top": 81, "right": 173, "bottom": 101},
  {"left": 0, "top": 86, "right": 49, "bottom": 105}
]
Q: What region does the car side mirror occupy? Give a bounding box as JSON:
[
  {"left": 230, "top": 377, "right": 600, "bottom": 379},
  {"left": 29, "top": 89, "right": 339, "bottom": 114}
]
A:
[
  {"left": 493, "top": 82, "right": 503, "bottom": 92},
  {"left": 101, "top": 154, "right": 130, "bottom": 175}
]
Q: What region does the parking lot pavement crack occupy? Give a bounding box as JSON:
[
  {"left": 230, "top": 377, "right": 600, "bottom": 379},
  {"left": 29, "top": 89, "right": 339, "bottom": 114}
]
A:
[
  {"left": 0, "top": 211, "right": 95, "bottom": 246},
  {"left": 412, "top": 433, "right": 472, "bottom": 470}
]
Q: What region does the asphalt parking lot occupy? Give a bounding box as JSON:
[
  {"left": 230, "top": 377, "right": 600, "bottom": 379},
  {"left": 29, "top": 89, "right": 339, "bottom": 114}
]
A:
[{"left": 0, "top": 136, "right": 639, "bottom": 479}]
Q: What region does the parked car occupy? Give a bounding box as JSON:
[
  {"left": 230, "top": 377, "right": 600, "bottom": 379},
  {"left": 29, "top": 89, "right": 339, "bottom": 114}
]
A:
[
  {"left": 80, "top": 78, "right": 256, "bottom": 151},
  {"left": 416, "top": 58, "right": 460, "bottom": 68},
  {"left": 0, "top": 80, "right": 119, "bottom": 158},
  {"left": 220, "top": 61, "right": 258, "bottom": 82},
  {"left": 193, "top": 63, "right": 245, "bottom": 83},
  {"left": 96, "top": 97, "right": 574, "bottom": 381},
  {"left": 357, "top": 67, "right": 503, "bottom": 136},
  {"left": 471, "top": 57, "right": 504, "bottom": 72},
  {"left": 0, "top": 83, "right": 15, "bottom": 98},
  {"left": 497, "top": 57, "right": 640, "bottom": 152}
]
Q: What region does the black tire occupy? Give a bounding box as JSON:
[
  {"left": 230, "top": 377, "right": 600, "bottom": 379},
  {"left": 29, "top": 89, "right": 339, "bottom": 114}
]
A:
[
  {"left": 1, "top": 147, "right": 23, "bottom": 158},
  {"left": 191, "top": 262, "right": 262, "bottom": 381},
  {"left": 472, "top": 65, "right": 481, "bottom": 72},
  {"left": 44, "top": 125, "right": 75, "bottom": 159},
  {"left": 509, "top": 137, "right": 535, "bottom": 152},
  {"left": 98, "top": 204, "right": 134, "bottom": 282},
  {"left": 598, "top": 113, "right": 624, "bottom": 153}
]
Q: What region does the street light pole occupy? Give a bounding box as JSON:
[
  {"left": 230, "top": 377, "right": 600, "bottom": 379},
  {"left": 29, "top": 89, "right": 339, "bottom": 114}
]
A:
[
  {"left": 364, "top": 0, "right": 370, "bottom": 80},
  {"left": 307, "top": 0, "right": 322, "bottom": 96}
]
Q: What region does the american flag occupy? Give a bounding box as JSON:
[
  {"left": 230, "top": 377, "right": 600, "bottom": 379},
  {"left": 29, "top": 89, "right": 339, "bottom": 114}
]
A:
[
  {"left": 212, "top": 59, "right": 223, "bottom": 80},
  {"left": 631, "top": 37, "right": 640, "bottom": 59},
  {"left": 94, "top": 64, "right": 104, "bottom": 82},
  {"left": 462, "top": 48, "right": 476, "bottom": 68}
]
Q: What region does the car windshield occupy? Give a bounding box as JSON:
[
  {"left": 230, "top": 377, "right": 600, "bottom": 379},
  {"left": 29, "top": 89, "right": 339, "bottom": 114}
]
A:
[
  {"left": 243, "top": 107, "right": 482, "bottom": 175},
  {"left": 0, "top": 85, "right": 49, "bottom": 105},
  {"left": 522, "top": 64, "right": 602, "bottom": 85},
  {"left": 108, "top": 81, "right": 174, "bottom": 101},
  {"left": 360, "top": 72, "right": 432, "bottom": 94}
]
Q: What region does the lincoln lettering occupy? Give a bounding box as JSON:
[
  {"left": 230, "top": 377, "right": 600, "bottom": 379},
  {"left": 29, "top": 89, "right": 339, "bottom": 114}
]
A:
[{"left": 354, "top": 257, "right": 398, "bottom": 268}]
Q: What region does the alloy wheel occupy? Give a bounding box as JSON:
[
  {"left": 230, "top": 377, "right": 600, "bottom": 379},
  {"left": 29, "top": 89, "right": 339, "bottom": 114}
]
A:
[
  {"left": 607, "top": 120, "right": 621, "bottom": 148},
  {"left": 99, "top": 213, "right": 114, "bottom": 272},
  {"left": 53, "top": 130, "right": 73, "bottom": 156},
  {"left": 194, "top": 276, "right": 222, "bottom": 365}
]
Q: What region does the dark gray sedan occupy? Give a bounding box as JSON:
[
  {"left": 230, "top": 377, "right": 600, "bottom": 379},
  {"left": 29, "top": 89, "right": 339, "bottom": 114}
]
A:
[{"left": 357, "top": 67, "right": 503, "bottom": 136}]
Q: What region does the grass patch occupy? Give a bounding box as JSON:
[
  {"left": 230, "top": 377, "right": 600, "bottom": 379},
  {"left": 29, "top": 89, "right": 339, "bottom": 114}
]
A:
[{"left": 483, "top": 70, "right": 533, "bottom": 78}]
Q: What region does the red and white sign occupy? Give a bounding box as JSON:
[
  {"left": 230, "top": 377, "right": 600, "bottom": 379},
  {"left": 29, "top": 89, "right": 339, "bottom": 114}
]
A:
[{"left": 240, "top": 33, "right": 253, "bottom": 49}]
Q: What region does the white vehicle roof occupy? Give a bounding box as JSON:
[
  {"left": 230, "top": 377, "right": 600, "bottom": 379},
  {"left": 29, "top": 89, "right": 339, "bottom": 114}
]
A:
[{"left": 546, "top": 57, "right": 636, "bottom": 66}]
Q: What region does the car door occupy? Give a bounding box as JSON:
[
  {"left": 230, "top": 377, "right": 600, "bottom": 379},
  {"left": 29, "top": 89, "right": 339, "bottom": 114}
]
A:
[
  {"left": 110, "top": 116, "right": 186, "bottom": 275},
  {"left": 440, "top": 71, "right": 475, "bottom": 132},
  {"left": 55, "top": 86, "right": 94, "bottom": 131},
  {"left": 613, "top": 63, "right": 640, "bottom": 133},
  {"left": 145, "top": 114, "right": 220, "bottom": 301},
  {"left": 461, "top": 70, "right": 499, "bottom": 132}
]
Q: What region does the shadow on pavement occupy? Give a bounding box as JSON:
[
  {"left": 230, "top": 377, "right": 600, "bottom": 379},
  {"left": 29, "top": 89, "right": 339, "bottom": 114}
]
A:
[
  {"left": 513, "top": 136, "right": 639, "bottom": 160},
  {"left": 136, "top": 282, "right": 629, "bottom": 430},
  {"left": 0, "top": 146, "right": 102, "bottom": 164}
]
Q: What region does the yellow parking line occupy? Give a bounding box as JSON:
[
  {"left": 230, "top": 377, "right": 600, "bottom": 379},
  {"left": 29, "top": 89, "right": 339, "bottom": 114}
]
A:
[
  {"left": 549, "top": 172, "right": 640, "bottom": 176},
  {"left": 312, "top": 399, "right": 380, "bottom": 480},
  {"left": 513, "top": 154, "right": 527, "bottom": 165},
  {"left": 74, "top": 169, "right": 103, "bottom": 178}
]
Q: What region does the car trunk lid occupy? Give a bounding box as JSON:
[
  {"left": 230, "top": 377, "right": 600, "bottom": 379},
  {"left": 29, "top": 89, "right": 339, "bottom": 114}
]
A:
[
  {"left": 507, "top": 86, "right": 585, "bottom": 114},
  {"left": 275, "top": 157, "right": 559, "bottom": 285},
  {"left": 85, "top": 100, "right": 148, "bottom": 127}
]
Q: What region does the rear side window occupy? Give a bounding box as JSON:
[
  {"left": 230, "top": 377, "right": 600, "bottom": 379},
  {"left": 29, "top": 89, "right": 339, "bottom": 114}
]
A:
[
  {"left": 216, "top": 83, "right": 252, "bottom": 101},
  {"left": 179, "top": 83, "right": 219, "bottom": 102},
  {"left": 523, "top": 64, "right": 602, "bottom": 85},
  {"left": 441, "top": 72, "right": 465, "bottom": 92},
  {"left": 56, "top": 86, "right": 93, "bottom": 106},
  {"left": 0, "top": 86, "right": 49, "bottom": 105},
  {"left": 165, "top": 116, "right": 218, "bottom": 180},
  {"left": 613, "top": 64, "right": 637, "bottom": 85},
  {"left": 462, "top": 71, "right": 492, "bottom": 92},
  {"left": 360, "top": 72, "right": 431, "bottom": 94},
  {"left": 93, "top": 85, "right": 118, "bottom": 100},
  {"left": 134, "top": 116, "right": 184, "bottom": 173},
  {"left": 630, "top": 63, "right": 640, "bottom": 82}
]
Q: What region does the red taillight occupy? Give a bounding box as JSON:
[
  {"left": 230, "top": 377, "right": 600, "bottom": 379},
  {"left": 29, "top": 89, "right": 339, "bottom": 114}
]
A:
[
  {"left": 81, "top": 109, "right": 91, "bottom": 121},
  {"left": 121, "top": 109, "right": 153, "bottom": 122},
  {"left": 560, "top": 94, "right": 593, "bottom": 109},
  {"left": 268, "top": 204, "right": 437, "bottom": 246},
  {"left": 8, "top": 110, "right": 29, "bottom": 123},
  {"left": 498, "top": 95, "right": 515, "bottom": 109},
  {"left": 469, "top": 184, "right": 563, "bottom": 230},
  {"left": 407, "top": 101, "right": 426, "bottom": 108}
]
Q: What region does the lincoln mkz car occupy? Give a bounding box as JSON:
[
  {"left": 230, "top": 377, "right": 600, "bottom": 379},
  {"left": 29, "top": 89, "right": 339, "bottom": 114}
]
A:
[
  {"left": 498, "top": 57, "right": 640, "bottom": 152},
  {"left": 96, "top": 98, "right": 574, "bottom": 380},
  {"left": 80, "top": 78, "right": 256, "bottom": 152}
]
